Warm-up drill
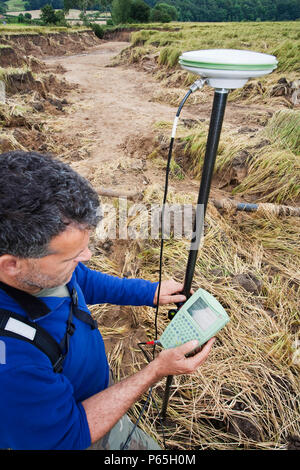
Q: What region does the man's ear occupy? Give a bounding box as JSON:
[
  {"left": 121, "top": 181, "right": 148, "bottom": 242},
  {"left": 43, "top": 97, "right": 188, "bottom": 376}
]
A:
[{"left": 0, "top": 255, "right": 23, "bottom": 277}]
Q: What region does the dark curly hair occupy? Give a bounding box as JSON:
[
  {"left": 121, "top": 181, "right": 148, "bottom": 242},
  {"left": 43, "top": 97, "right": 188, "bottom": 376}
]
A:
[{"left": 0, "top": 151, "right": 101, "bottom": 258}]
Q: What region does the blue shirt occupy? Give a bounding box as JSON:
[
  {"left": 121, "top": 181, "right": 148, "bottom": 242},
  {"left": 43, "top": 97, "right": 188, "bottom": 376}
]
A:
[{"left": 0, "top": 262, "right": 158, "bottom": 450}]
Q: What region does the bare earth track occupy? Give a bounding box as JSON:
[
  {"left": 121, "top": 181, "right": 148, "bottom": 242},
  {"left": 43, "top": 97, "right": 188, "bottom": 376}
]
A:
[{"left": 44, "top": 42, "right": 179, "bottom": 169}]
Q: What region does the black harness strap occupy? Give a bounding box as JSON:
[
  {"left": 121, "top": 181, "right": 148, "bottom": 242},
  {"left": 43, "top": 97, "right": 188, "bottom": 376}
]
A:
[
  {"left": 70, "top": 288, "right": 98, "bottom": 330},
  {"left": 0, "top": 308, "right": 65, "bottom": 373},
  {"left": 0, "top": 284, "right": 98, "bottom": 373}
]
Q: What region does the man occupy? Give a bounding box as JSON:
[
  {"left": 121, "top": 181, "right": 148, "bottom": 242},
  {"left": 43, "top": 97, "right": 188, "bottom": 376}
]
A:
[{"left": 0, "top": 151, "right": 215, "bottom": 450}]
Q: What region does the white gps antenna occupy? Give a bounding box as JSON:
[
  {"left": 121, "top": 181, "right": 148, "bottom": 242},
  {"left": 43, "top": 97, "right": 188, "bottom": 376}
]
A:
[
  {"left": 160, "top": 49, "right": 277, "bottom": 421},
  {"left": 179, "top": 48, "right": 278, "bottom": 89}
]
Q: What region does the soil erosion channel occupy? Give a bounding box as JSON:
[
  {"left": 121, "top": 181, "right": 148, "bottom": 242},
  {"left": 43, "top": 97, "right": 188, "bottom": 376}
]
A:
[
  {"left": 44, "top": 40, "right": 221, "bottom": 199},
  {"left": 45, "top": 42, "right": 188, "bottom": 178}
]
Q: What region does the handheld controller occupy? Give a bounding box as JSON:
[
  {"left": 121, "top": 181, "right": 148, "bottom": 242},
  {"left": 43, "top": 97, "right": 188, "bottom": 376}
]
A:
[{"left": 159, "top": 288, "right": 229, "bottom": 350}]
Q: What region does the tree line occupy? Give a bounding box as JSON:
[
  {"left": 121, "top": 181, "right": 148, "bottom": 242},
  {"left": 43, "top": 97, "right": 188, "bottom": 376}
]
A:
[
  {"left": 146, "top": 0, "right": 300, "bottom": 22},
  {"left": 1, "top": 0, "right": 299, "bottom": 22}
]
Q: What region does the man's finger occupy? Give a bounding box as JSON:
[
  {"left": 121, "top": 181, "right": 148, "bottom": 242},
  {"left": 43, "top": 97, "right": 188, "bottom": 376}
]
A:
[
  {"left": 160, "top": 294, "right": 186, "bottom": 305},
  {"left": 167, "top": 281, "right": 184, "bottom": 293},
  {"left": 189, "top": 337, "right": 216, "bottom": 363},
  {"left": 174, "top": 340, "right": 199, "bottom": 356}
]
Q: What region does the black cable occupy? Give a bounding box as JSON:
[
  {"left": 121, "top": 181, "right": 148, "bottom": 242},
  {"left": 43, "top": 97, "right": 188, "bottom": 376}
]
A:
[
  {"left": 138, "top": 342, "right": 152, "bottom": 364},
  {"left": 153, "top": 88, "right": 193, "bottom": 356}
]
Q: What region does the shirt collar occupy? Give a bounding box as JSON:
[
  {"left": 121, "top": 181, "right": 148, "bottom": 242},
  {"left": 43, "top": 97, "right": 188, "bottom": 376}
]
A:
[
  {"left": 0, "top": 271, "right": 77, "bottom": 321},
  {"left": 0, "top": 281, "right": 51, "bottom": 320}
]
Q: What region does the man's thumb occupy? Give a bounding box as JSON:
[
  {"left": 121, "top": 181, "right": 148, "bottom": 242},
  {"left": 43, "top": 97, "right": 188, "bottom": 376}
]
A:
[{"left": 177, "top": 340, "right": 199, "bottom": 355}]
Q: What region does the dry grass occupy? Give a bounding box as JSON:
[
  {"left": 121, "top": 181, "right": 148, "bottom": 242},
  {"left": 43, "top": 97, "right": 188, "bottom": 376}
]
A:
[{"left": 176, "top": 108, "right": 300, "bottom": 204}]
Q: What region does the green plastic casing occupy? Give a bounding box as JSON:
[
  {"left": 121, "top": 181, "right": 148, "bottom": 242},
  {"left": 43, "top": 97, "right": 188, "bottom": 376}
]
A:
[{"left": 159, "top": 288, "right": 229, "bottom": 349}]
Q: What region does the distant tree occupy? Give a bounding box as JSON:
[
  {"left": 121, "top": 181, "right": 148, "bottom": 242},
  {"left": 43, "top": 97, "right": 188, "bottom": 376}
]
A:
[
  {"left": 130, "top": 0, "right": 150, "bottom": 22},
  {"left": 144, "top": 0, "right": 155, "bottom": 6},
  {"left": 24, "top": 0, "right": 63, "bottom": 10},
  {"left": 40, "top": 4, "right": 57, "bottom": 23},
  {"left": 156, "top": 2, "right": 178, "bottom": 20},
  {"left": 24, "top": 0, "right": 36, "bottom": 10},
  {"left": 149, "top": 7, "right": 170, "bottom": 22},
  {"left": 261, "top": 0, "right": 277, "bottom": 20},
  {"left": 64, "top": 0, "right": 98, "bottom": 14},
  {"left": 40, "top": 4, "right": 67, "bottom": 24},
  {"left": 90, "top": 22, "right": 104, "bottom": 37},
  {"left": 111, "top": 0, "right": 132, "bottom": 23},
  {"left": 17, "top": 12, "right": 32, "bottom": 24},
  {"left": 0, "top": 0, "right": 7, "bottom": 15},
  {"left": 277, "top": 0, "right": 300, "bottom": 20},
  {"left": 99, "top": 0, "right": 112, "bottom": 12},
  {"left": 55, "top": 8, "right": 67, "bottom": 23},
  {"left": 149, "top": 2, "right": 178, "bottom": 22}
]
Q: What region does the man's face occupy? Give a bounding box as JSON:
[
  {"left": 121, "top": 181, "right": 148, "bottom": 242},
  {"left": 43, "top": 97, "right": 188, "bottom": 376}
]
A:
[{"left": 16, "top": 225, "right": 92, "bottom": 293}]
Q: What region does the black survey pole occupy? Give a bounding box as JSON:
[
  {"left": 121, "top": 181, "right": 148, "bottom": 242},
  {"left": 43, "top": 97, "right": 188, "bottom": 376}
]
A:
[
  {"left": 183, "top": 89, "right": 228, "bottom": 298},
  {"left": 161, "top": 89, "right": 229, "bottom": 421}
]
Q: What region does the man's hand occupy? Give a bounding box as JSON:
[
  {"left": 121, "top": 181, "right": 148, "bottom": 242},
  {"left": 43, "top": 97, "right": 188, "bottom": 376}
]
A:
[
  {"left": 153, "top": 279, "right": 188, "bottom": 306},
  {"left": 83, "top": 335, "right": 215, "bottom": 444},
  {"left": 152, "top": 338, "right": 215, "bottom": 379}
]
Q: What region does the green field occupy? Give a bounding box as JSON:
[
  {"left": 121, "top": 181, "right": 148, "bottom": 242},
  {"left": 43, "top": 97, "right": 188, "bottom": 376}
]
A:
[
  {"left": 125, "top": 21, "right": 300, "bottom": 73},
  {"left": 5, "top": 0, "right": 26, "bottom": 12}
]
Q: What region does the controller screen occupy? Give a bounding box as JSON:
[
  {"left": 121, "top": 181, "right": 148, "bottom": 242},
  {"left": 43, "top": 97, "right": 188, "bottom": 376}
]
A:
[{"left": 187, "top": 296, "right": 217, "bottom": 331}]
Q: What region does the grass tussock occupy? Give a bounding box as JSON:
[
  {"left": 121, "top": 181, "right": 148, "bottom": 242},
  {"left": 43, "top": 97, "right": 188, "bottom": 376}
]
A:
[
  {"left": 263, "top": 109, "right": 300, "bottom": 154},
  {"left": 0, "top": 65, "right": 30, "bottom": 81},
  {"left": 0, "top": 130, "right": 26, "bottom": 153},
  {"left": 177, "top": 109, "right": 300, "bottom": 204},
  {"left": 231, "top": 146, "right": 300, "bottom": 203},
  {"left": 0, "top": 99, "right": 31, "bottom": 126}
]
